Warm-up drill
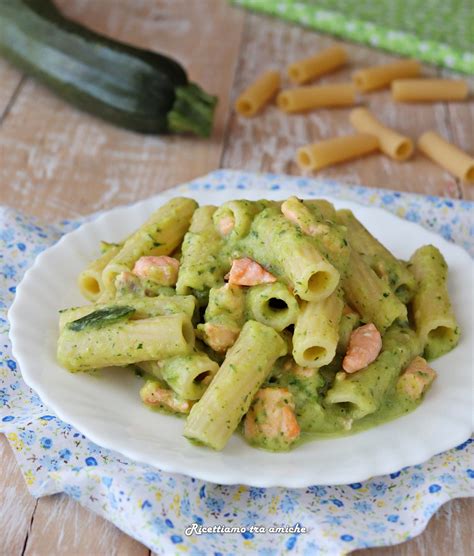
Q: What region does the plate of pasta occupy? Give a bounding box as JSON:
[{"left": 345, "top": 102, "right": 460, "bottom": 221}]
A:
[{"left": 8, "top": 185, "right": 473, "bottom": 487}]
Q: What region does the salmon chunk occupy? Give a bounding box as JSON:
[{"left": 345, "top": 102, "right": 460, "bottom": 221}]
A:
[
  {"left": 343, "top": 322, "right": 382, "bottom": 373},
  {"left": 140, "top": 381, "right": 192, "bottom": 414},
  {"left": 198, "top": 322, "right": 239, "bottom": 352},
  {"left": 133, "top": 256, "right": 179, "bottom": 286},
  {"left": 244, "top": 388, "right": 300, "bottom": 449},
  {"left": 227, "top": 257, "right": 276, "bottom": 286},
  {"left": 217, "top": 214, "right": 235, "bottom": 236},
  {"left": 397, "top": 356, "right": 437, "bottom": 400}
]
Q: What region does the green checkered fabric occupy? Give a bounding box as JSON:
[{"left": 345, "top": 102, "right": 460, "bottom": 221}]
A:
[{"left": 232, "top": 0, "right": 474, "bottom": 74}]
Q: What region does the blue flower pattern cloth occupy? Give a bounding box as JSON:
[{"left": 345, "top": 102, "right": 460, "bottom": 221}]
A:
[{"left": 1, "top": 170, "right": 473, "bottom": 555}]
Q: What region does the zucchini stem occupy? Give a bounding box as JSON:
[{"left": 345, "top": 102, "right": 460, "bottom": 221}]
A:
[{"left": 168, "top": 83, "right": 218, "bottom": 137}]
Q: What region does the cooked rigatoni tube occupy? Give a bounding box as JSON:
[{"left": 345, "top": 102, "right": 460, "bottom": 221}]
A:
[
  {"left": 418, "top": 131, "right": 474, "bottom": 183},
  {"left": 304, "top": 199, "right": 336, "bottom": 221},
  {"left": 277, "top": 83, "right": 356, "bottom": 113},
  {"left": 197, "top": 284, "right": 246, "bottom": 352},
  {"left": 57, "top": 314, "right": 195, "bottom": 372},
  {"left": 246, "top": 282, "right": 299, "bottom": 331},
  {"left": 409, "top": 245, "right": 460, "bottom": 360},
  {"left": 213, "top": 200, "right": 276, "bottom": 240},
  {"left": 102, "top": 198, "right": 197, "bottom": 293},
  {"left": 184, "top": 320, "right": 288, "bottom": 450},
  {"left": 337, "top": 209, "right": 416, "bottom": 302},
  {"left": 287, "top": 45, "right": 347, "bottom": 85},
  {"left": 325, "top": 325, "right": 421, "bottom": 419},
  {"left": 297, "top": 134, "right": 379, "bottom": 171},
  {"left": 350, "top": 108, "right": 413, "bottom": 161},
  {"left": 139, "top": 353, "right": 219, "bottom": 400},
  {"left": 281, "top": 196, "right": 351, "bottom": 275},
  {"left": 342, "top": 250, "right": 408, "bottom": 333},
  {"left": 78, "top": 244, "right": 121, "bottom": 301},
  {"left": 58, "top": 295, "right": 196, "bottom": 332},
  {"left": 293, "top": 291, "right": 344, "bottom": 368},
  {"left": 235, "top": 70, "right": 280, "bottom": 117},
  {"left": 352, "top": 59, "right": 421, "bottom": 92},
  {"left": 176, "top": 206, "right": 227, "bottom": 297},
  {"left": 243, "top": 208, "right": 340, "bottom": 302},
  {"left": 337, "top": 307, "right": 360, "bottom": 354},
  {"left": 392, "top": 79, "right": 469, "bottom": 102}
]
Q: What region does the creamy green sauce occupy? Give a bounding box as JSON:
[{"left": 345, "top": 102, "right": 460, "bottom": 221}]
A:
[
  {"left": 297, "top": 390, "right": 420, "bottom": 445},
  {"left": 244, "top": 354, "right": 422, "bottom": 452}
]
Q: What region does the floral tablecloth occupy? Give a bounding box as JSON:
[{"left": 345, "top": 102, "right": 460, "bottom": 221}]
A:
[{"left": 1, "top": 170, "right": 473, "bottom": 555}]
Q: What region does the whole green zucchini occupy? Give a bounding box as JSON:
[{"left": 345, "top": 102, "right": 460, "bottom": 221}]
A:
[{"left": 0, "top": 0, "right": 217, "bottom": 136}]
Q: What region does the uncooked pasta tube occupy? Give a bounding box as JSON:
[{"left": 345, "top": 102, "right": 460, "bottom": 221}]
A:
[
  {"left": 235, "top": 70, "right": 280, "bottom": 117},
  {"left": 277, "top": 83, "right": 356, "bottom": 112},
  {"left": 418, "top": 131, "right": 474, "bottom": 183},
  {"left": 287, "top": 45, "right": 347, "bottom": 85},
  {"left": 350, "top": 107, "right": 413, "bottom": 161},
  {"left": 352, "top": 59, "right": 420, "bottom": 92},
  {"left": 392, "top": 79, "right": 469, "bottom": 102},
  {"left": 296, "top": 134, "right": 379, "bottom": 171}
]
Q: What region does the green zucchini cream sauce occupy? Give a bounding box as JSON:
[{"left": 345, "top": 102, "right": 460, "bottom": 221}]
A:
[{"left": 244, "top": 356, "right": 422, "bottom": 452}]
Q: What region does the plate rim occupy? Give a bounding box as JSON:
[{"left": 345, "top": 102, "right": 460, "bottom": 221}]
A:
[{"left": 8, "top": 183, "right": 474, "bottom": 487}]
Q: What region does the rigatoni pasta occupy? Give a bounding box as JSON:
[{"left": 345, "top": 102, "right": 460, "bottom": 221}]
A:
[
  {"left": 342, "top": 250, "right": 408, "bottom": 333},
  {"left": 57, "top": 313, "right": 194, "bottom": 372},
  {"left": 352, "top": 59, "right": 421, "bottom": 92},
  {"left": 336, "top": 209, "right": 417, "bottom": 302},
  {"left": 246, "top": 281, "right": 299, "bottom": 331},
  {"left": 58, "top": 195, "right": 460, "bottom": 452},
  {"left": 242, "top": 207, "right": 340, "bottom": 302},
  {"left": 349, "top": 107, "right": 413, "bottom": 161},
  {"left": 102, "top": 198, "right": 197, "bottom": 294},
  {"left": 293, "top": 291, "right": 344, "bottom": 368},
  {"left": 235, "top": 70, "right": 280, "bottom": 117},
  {"left": 277, "top": 83, "right": 356, "bottom": 113},
  {"left": 78, "top": 244, "right": 121, "bottom": 301},
  {"left": 392, "top": 79, "right": 469, "bottom": 102},
  {"left": 409, "top": 245, "right": 460, "bottom": 360},
  {"left": 297, "top": 134, "right": 379, "bottom": 171},
  {"left": 417, "top": 131, "right": 474, "bottom": 183},
  {"left": 184, "top": 320, "right": 287, "bottom": 450},
  {"left": 287, "top": 45, "right": 347, "bottom": 85}
]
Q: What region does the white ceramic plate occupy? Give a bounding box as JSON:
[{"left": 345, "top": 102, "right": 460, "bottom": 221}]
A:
[{"left": 9, "top": 185, "right": 473, "bottom": 488}]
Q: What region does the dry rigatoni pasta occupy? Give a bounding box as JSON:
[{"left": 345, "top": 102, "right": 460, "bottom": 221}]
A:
[
  {"left": 235, "top": 70, "right": 280, "bottom": 117},
  {"left": 352, "top": 59, "right": 421, "bottom": 92},
  {"left": 277, "top": 83, "right": 356, "bottom": 113},
  {"left": 417, "top": 131, "right": 474, "bottom": 183},
  {"left": 297, "top": 134, "right": 379, "bottom": 171},
  {"left": 287, "top": 45, "right": 347, "bottom": 85},
  {"left": 392, "top": 79, "right": 469, "bottom": 102},
  {"left": 350, "top": 107, "right": 413, "bottom": 161}
]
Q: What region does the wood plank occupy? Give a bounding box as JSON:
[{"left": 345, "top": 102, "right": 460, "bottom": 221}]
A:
[
  {"left": 353, "top": 498, "right": 473, "bottom": 556},
  {"left": 0, "top": 435, "right": 37, "bottom": 556},
  {"left": 221, "top": 12, "right": 471, "bottom": 199},
  {"left": 446, "top": 101, "right": 474, "bottom": 201},
  {"left": 0, "top": 60, "right": 23, "bottom": 118},
  {"left": 0, "top": 0, "right": 245, "bottom": 221},
  {"left": 24, "top": 492, "right": 148, "bottom": 556}
]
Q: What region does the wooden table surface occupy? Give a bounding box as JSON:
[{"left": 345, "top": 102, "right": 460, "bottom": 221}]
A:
[{"left": 0, "top": 1, "right": 472, "bottom": 554}]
